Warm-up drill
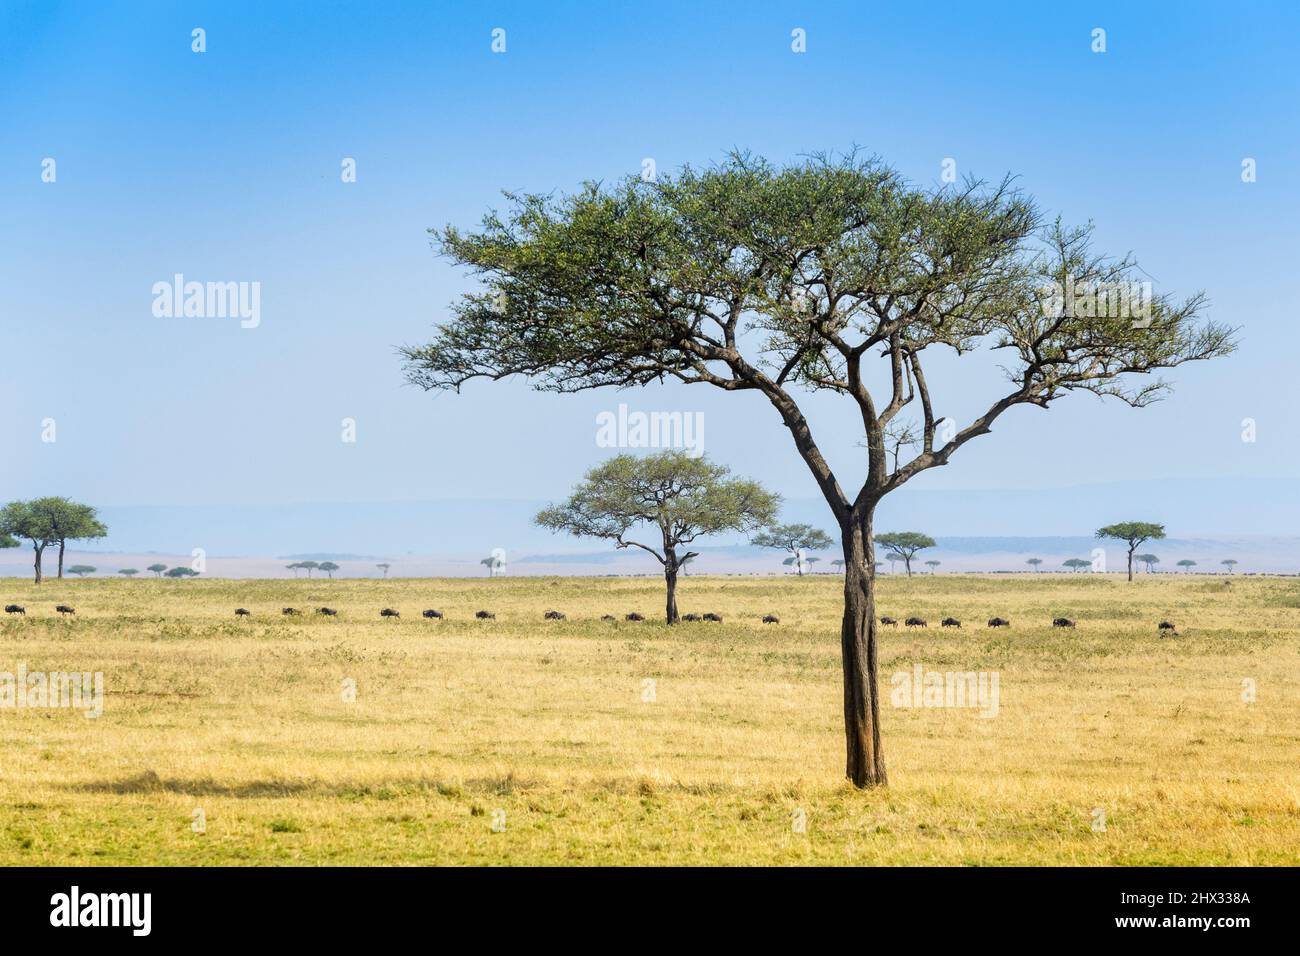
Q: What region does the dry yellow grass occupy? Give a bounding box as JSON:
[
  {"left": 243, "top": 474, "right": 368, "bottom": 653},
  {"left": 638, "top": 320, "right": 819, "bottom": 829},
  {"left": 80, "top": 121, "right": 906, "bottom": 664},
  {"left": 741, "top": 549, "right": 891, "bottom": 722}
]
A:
[{"left": 0, "top": 573, "right": 1295, "bottom": 865}]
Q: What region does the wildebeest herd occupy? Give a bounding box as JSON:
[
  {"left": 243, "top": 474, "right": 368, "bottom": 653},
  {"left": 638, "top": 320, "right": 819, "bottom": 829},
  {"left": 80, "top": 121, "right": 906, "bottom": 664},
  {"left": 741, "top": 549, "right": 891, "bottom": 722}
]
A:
[{"left": 1, "top": 602, "right": 1181, "bottom": 634}]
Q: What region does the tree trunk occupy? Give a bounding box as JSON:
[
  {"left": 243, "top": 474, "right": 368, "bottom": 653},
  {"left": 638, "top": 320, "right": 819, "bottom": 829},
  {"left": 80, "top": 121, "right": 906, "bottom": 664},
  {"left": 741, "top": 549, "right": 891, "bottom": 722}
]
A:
[
  {"left": 1127, "top": 546, "right": 1134, "bottom": 582},
  {"left": 663, "top": 548, "right": 680, "bottom": 624},
  {"left": 57, "top": 539, "right": 66, "bottom": 578},
  {"left": 840, "top": 511, "right": 886, "bottom": 788},
  {"left": 33, "top": 544, "right": 44, "bottom": 585}
]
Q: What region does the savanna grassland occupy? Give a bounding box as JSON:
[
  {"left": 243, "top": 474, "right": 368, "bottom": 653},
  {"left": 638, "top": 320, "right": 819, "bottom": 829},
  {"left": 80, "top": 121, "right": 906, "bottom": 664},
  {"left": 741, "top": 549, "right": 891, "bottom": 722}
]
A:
[{"left": 0, "top": 573, "right": 1296, "bottom": 866}]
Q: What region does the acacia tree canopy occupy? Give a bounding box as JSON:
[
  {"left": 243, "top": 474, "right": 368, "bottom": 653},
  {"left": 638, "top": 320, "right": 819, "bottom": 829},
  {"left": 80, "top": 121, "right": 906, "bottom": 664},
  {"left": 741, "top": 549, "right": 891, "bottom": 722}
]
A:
[
  {"left": 752, "top": 522, "right": 834, "bottom": 575},
  {"left": 1096, "top": 521, "right": 1166, "bottom": 581},
  {"left": 536, "top": 451, "right": 778, "bottom": 622},
  {"left": 402, "top": 150, "right": 1235, "bottom": 789}
]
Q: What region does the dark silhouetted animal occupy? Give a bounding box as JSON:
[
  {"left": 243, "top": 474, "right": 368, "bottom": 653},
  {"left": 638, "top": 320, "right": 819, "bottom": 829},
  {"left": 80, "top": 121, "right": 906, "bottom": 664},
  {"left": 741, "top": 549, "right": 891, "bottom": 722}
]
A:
[
  {"left": 905, "top": 617, "right": 927, "bottom": 628},
  {"left": 1158, "top": 621, "right": 1176, "bottom": 631},
  {"left": 762, "top": 614, "right": 779, "bottom": 624},
  {"left": 880, "top": 616, "right": 897, "bottom": 626},
  {"left": 282, "top": 607, "right": 301, "bottom": 616},
  {"left": 380, "top": 608, "right": 400, "bottom": 618},
  {"left": 317, "top": 607, "right": 338, "bottom": 616},
  {"left": 544, "top": 610, "right": 566, "bottom": 620},
  {"left": 681, "top": 613, "right": 701, "bottom": 622},
  {"left": 476, "top": 610, "right": 495, "bottom": 620},
  {"left": 987, "top": 617, "right": 1010, "bottom": 628},
  {"left": 55, "top": 605, "right": 75, "bottom": 616},
  {"left": 941, "top": 617, "right": 961, "bottom": 628},
  {"left": 601, "top": 614, "right": 616, "bottom": 621},
  {"left": 422, "top": 609, "right": 443, "bottom": 620},
  {"left": 1053, "top": 617, "right": 1075, "bottom": 628},
  {"left": 702, "top": 613, "right": 723, "bottom": 622},
  {"left": 234, "top": 608, "right": 250, "bottom": 617},
  {"left": 625, "top": 612, "right": 644, "bottom": 622},
  {"left": 4, "top": 605, "right": 24, "bottom": 615}
]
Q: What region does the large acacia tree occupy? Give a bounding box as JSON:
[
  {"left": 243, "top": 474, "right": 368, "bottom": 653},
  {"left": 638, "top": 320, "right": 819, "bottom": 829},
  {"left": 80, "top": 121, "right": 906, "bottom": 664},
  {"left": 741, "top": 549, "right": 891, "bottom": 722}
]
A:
[
  {"left": 536, "top": 451, "right": 777, "bottom": 623},
  {"left": 402, "top": 151, "right": 1235, "bottom": 787}
]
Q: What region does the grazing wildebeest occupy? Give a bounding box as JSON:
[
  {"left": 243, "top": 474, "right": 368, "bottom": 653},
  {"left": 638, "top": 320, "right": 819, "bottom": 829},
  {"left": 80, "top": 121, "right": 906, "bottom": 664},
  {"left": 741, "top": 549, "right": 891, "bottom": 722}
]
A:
[
  {"left": 905, "top": 617, "right": 927, "bottom": 628},
  {"left": 380, "top": 608, "right": 400, "bottom": 618},
  {"left": 544, "top": 610, "right": 566, "bottom": 620},
  {"left": 317, "top": 607, "right": 338, "bottom": 616},
  {"left": 4, "top": 605, "right": 24, "bottom": 615},
  {"left": 234, "top": 608, "right": 251, "bottom": 617},
  {"left": 702, "top": 613, "right": 723, "bottom": 622},
  {"left": 880, "top": 616, "right": 897, "bottom": 626},
  {"left": 987, "top": 617, "right": 1010, "bottom": 628},
  {"left": 1158, "top": 621, "right": 1176, "bottom": 631},
  {"left": 762, "top": 614, "right": 780, "bottom": 624},
  {"left": 282, "top": 607, "right": 301, "bottom": 616},
  {"left": 681, "top": 613, "right": 701, "bottom": 622},
  {"left": 55, "top": 605, "right": 76, "bottom": 616},
  {"left": 422, "top": 609, "right": 444, "bottom": 620},
  {"left": 1053, "top": 617, "right": 1076, "bottom": 628},
  {"left": 941, "top": 617, "right": 961, "bottom": 628},
  {"left": 475, "top": 610, "right": 495, "bottom": 620},
  {"left": 625, "top": 612, "right": 645, "bottom": 622},
  {"left": 601, "top": 614, "right": 616, "bottom": 621}
]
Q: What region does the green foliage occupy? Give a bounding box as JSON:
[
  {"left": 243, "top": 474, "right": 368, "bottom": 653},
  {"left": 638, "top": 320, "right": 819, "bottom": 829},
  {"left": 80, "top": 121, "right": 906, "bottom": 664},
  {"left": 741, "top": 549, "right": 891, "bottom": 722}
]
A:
[
  {"left": 1096, "top": 522, "right": 1165, "bottom": 548},
  {"left": 1063, "top": 558, "right": 1092, "bottom": 571},
  {"left": 147, "top": 564, "right": 168, "bottom": 577},
  {"left": 118, "top": 569, "right": 139, "bottom": 576},
  {"left": 318, "top": 561, "right": 340, "bottom": 579},
  {"left": 66, "top": 565, "right": 96, "bottom": 577},
  {"left": 0, "top": 532, "right": 17, "bottom": 549},
  {"left": 164, "top": 567, "right": 199, "bottom": 578}
]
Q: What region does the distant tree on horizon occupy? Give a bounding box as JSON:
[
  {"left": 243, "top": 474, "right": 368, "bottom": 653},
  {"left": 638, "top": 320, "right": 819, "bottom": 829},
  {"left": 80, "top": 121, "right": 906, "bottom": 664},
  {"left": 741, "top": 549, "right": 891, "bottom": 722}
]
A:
[
  {"left": 1177, "top": 559, "right": 1197, "bottom": 572},
  {"left": 299, "top": 560, "right": 320, "bottom": 579},
  {"left": 1026, "top": 557, "right": 1043, "bottom": 572},
  {"left": 924, "top": 560, "right": 940, "bottom": 573},
  {"left": 480, "top": 556, "right": 503, "bottom": 577},
  {"left": 874, "top": 532, "right": 936, "bottom": 578},
  {"left": 165, "top": 567, "right": 199, "bottom": 578},
  {"left": 831, "top": 559, "right": 845, "bottom": 573},
  {"left": 318, "top": 561, "right": 340, "bottom": 579},
  {"left": 752, "top": 523, "right": 834, "bottom": 577},
  {"left": 1063, "top": 558, "right": 1091, "bottom": 572},
  {"left": 1136, "top": 554, "right": 1160, "bottom": 573},
  {"left": 118, "top": 568, "right": 139, "bottom": 577},
  {"left": 1096, "top": 521, "right": 1166, "bottom": 582},
  {"left": 376, "top": 562, "right": 391, "bottom": 578},
  {"left": 885, "top": 552, "right": 903, "bottom": 574},
  {"left": 66, "top": 565, "right": 96, "bottom": 577},
  {"left": 536, "top": 451, "right": 778, "bottom": 624},
  {"left": 147, "top": 563, "right": 168, "bottom": 578},
  {"left": 1221, "top": 559, "right": 1237, "bottom": 574}
]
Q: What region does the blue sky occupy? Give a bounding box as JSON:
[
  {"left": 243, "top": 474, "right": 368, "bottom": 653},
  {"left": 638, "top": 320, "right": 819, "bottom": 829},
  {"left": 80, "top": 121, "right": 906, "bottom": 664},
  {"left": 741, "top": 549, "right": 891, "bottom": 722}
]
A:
[{"left": 2, "top": 1, "right": 1298, "bottom": 547}]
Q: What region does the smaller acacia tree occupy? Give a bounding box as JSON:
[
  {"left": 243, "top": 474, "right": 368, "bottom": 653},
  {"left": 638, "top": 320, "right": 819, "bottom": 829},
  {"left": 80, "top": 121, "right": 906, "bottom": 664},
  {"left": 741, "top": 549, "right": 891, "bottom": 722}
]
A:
[
  {"left": 66, "top": 565, "right": 96, "bottom": 577},
  {"left": 118, "top": 568, "right": 139, "bottom": 577},
  {"left": 165, "top": 566, "right": 199, "bottom": 579},
  {"left": 1177, "top": 559, "right": 1197, "bottom": 573},
  {"left": 1026, "top": 557, "right": 1043, "bottom": 572},
  {"left": 1221, "top": 559, "right": 1237, "bottom": 574},
  {"left": 537, "top": 452, "right": 778, "bottom": 623},
  {"left": 752, "top": 522, "right": 833, "bottom": 576},
  {"left": 147, "top": 563, "right": 168, "bottom": 578},
  {"left": 319, "top": 561, "right": 340, "bottom": 579},
  {"left": 924, "top": 560, "right": 940, "bottom": 573},
  {"left": 874, "top": 532, "right": 935, "bottom": 577},
  {"left": 1064, "top": 558, "right": 1091, "bottom": 572},
  {"left": 1096, "top": 521, "right": 1165, "bottom": 582},
  {"left": 1137, "top": 554, "right": 1159, "bottom": 573},
  {"left": 376, "top": 562, "right": 391, "bottom": 578}
]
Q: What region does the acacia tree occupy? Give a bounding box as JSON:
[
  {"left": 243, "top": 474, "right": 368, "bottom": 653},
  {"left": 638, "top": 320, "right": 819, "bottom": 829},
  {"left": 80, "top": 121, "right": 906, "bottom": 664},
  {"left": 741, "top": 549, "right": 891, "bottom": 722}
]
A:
[
  {"left": 924, "top": 560, "right": 940, "bottom": 573},
  {"left": 752, "top": 522, "right": 833, "bottom": 576},
  {"left": 1026, "top": 557, "right": 1043, "bottom": 572},
  {"left": 0, "top": 500, "right": 59, "bottom": 584},
  {"left": 66, "top": 565, "right": 96, "bottom": 577},
  {"left": 1137, "top": 553, "right": 1159, "bottom": 573},
  {"left": 376, "top": 562, "right": 391, "bottom": 578},
  {"left": 119, "top": 568, "right": 139, "bottom": 576},
  {"left": 147, "top": 563, "right": 168, "bottom": 578},
  {"left": 874, "top": 532, "right": 935, "bottom": 577},
  {"left": 536, "top": 452, "right": 777, "bottom": 623},
  {"left": 1177, "top": 559, "right": 1197, "bottom": 572},
  {"left": 1221, "top": 559, "right": 1237, "bottom": 574},
  {"left": 1096, "top": 521, "right": 1165, "bottom": 582},
  {"left": 1063, "top": 558, "right": 1091, "bottom": 572},
  {"left": 319, "top": 561, "right": 340, "bottom": 579},
  {"left": 49, "top": 500, "right": 107, "bottom": 579},
  {"left": 401, "top": 152, "right": 1235, "bottom": 787}
]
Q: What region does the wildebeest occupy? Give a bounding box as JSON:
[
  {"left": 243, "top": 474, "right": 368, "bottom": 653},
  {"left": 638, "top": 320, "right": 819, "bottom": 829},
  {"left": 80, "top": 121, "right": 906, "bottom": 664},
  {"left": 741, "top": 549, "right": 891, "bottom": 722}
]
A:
[
  {"left": 625, "top": 612, "right": 645, "bottom": 622},
  {"left": 905, "top": 617, "right": 927, "bottom": 628},
  {"left": 422, "top": 609, "right": 444, "bottom": 620},
  {"left": 681, "top": 613, "right": 701, "bottom": 622},
  {"left": 941, "top": 617, "right": 961, "bottom": 628},
  {"left": 762, "top": 614, "right": 780, "bottom": 624},
  {"left": 1053, "top": 617, "right": 1075, "bottom": 628},
  {"left": 987, "top": 617, "right": 1010, "bottom": 628},
  {"left": 600, "top": 614, "right": 616, "bottom": 621},
  {"left": 475, "top": 610, "right": 496, "bottom": 620},
  {"left": 234, "top": 608, "right": 251, "bottom": 617},
  {"left": 380, "top": 608, "right": 400, "bottom": 618},
  {"left": 702, "top": 612, "right": 723, "bottom": 622},
  {"left": 880, "top": 616, "right": 897, "bottom": 626},
  {"left": 544, "top": 610, "right": 566, "bottom": 620},
  {"left": 282, "top": 607, "right": 301, "bottom": 616},
  {"left": 3, "top": 605, "right": 24, "bottom": 615},
  {"left": 1158, "top": 621, "right": 1176, "bottom": 631},
  {"left": 317, "top": 607, "right": 338, "bottom": 616},
  {"left": 55, "top": 605, "right": 76, "bottom": 616}
]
